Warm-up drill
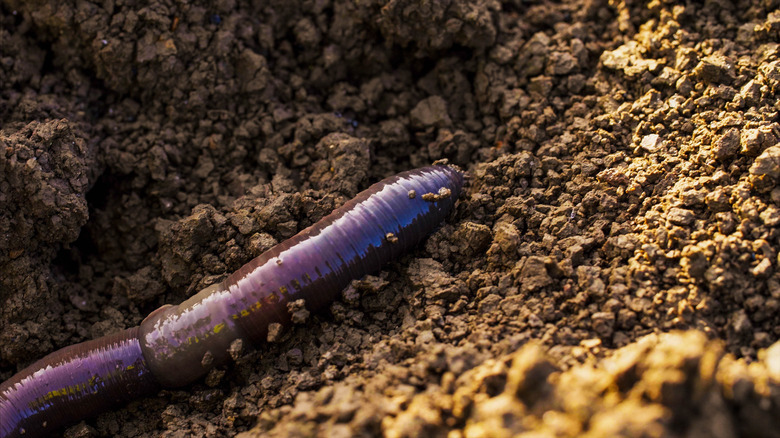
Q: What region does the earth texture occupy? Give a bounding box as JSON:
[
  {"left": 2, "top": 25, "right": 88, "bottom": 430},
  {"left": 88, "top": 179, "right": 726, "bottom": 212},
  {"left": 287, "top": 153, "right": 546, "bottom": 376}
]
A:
[{"left": 2, "top": 0, "right": 780, "bottom": 437}]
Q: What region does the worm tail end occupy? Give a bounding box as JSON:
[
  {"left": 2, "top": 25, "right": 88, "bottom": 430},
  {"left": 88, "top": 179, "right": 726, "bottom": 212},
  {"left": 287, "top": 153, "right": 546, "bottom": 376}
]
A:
[{"left": 0, "top": 327, "right": 159, "bottom": 438}]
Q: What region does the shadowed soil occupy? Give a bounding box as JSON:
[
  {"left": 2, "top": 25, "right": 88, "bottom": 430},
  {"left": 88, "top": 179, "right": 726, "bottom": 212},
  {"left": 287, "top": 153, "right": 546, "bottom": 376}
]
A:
[{"left": 1, "top": 1, "right": 779, "bottom": 437}]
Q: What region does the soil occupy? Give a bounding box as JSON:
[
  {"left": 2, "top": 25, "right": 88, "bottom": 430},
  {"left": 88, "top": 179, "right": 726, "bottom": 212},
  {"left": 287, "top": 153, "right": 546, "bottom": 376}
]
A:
[{"left": 2, "top": 0, "right": 780, "bottom": 437}]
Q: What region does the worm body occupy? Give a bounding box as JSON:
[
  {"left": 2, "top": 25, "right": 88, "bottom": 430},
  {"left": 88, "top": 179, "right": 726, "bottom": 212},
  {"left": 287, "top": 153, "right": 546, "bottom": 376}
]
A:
[
  {"left": 0, "top": 165, "right": 464, "bottom": 438},
  {"left": 0, "top": 328, "right": 158, "bottom": 438}
]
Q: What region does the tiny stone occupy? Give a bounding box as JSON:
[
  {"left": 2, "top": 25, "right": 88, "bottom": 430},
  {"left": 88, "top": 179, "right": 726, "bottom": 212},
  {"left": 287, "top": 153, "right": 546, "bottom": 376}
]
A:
[
  {"left": 760, "top": 60, "right": 780, "bottom": 93},
  {"left": 693, "top": 54, "right": 734, "bottom": 83},
  {"left": 667, "top": 207, "right": 695, "bottom": 226},
  {"left": 705, "top": 188, "right": 731, "bottom": 212},
  {"left": 772, "top": 188, "right": 780, "bottom": 203},
  {"left": 201, "top": 350, "right": 214, "bottom": 367},
  {"left": 267, "top": 322, "right": 283, "bottom": 342},
  {"left": 760, "top": 205, "right": 780, "bottom": 227},
  {"left": 421, "top": 187, "right": 452, "bottom": 202},
  {"left": 591, "top": 312, "right": 615, "bottom": 338},
  {"left": 477, "top": 293, "right": 501, "bottom": 314},
  {"left": 731, "top": 309, "right": 752, "bottom": 336},
  {"left": 452, "top": 221, "right": 492, "bottom": 256},
  {"left": 342, "top": 284, "right": 360, "bottom": 304},
  {"left": 581, "top": 338, "right": 602, "bottom": 349},
  {"left": 517, "top": 256, "right": 553, "bottom": 293},
  {"left": 386, "top": 232, "right": 399, "bottom": 243},
  {"left": 408, "top": 189, "right": 416, "bottom": 199},
  {"left": 63, "top": 422, "right": 96, "bottom": 438},
  {"left": 741, "top": 126, "right": 776, "bottom": 156},
  {"left": 287, "top": 299, "right": 310, "bottom": 324},
  {"left": 640, "top": 133, "right": 661, "bottom": 152},
  {"left": 527, "top": 313, "right": 544, "bottom": 327},
  {"left": 577, "top": 265, "right": 605, "bottom": 297},
  {"left": 752, "top": 258, "right": 773, "bottom": 278},
  {"left": 228, "top": 338, "right": 244, "bottom": 361},
  {"left": 740, "top": 80, "right": 761, "bottom": 105},
  {"left": 410, "top": 96, "right": 451, "bottom": 128},
  {"left": 712, "top": 128, "right": 740, "bottom": 160},
  {"left": 549, "top": 51, "right": 578, "bottom": 75},
  {"left": 765, "top": 342, "right": 780, "bottom": 381},
  {"left": 749, "top": 145, "right": 780, "bottom": 192}
]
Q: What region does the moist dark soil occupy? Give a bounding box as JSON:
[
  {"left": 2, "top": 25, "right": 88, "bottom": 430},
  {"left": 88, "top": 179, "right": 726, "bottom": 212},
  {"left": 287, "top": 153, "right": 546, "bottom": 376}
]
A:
[{"left": 2, "top": 1, "right": 780, "bottom": 437}]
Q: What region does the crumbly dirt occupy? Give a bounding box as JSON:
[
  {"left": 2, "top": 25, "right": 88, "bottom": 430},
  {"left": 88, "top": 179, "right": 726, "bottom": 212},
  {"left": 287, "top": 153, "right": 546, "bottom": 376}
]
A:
[{"left": 1, "top": 0, "right": 780, "bottom": 437}]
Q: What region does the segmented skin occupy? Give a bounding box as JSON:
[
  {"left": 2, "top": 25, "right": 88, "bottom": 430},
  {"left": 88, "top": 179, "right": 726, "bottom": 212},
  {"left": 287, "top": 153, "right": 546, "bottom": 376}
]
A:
[
  {"left": 0, "top": 165, "right": 464, "bottom": 438},
  {"left": 0, "top": 328, "right": 157, "bottom": 438}
]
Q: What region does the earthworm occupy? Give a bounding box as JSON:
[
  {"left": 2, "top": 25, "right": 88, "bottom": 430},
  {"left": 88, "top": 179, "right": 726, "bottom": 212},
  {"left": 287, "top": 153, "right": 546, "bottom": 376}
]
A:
[{"left": 0, "top": 165, "right": 464, "bottom": 438}]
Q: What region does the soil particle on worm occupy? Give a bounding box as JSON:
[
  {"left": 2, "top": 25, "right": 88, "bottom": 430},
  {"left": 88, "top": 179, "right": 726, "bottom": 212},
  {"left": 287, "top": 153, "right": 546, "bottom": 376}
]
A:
[{"left": 2, "top": 0, "right": 780, "bottom": 437}]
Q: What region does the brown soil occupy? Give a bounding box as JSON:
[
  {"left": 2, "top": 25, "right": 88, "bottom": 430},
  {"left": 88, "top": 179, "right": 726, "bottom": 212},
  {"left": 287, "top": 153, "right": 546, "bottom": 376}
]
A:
[{"left": 2, "top": 0, "right": 779, "bottom": 437}]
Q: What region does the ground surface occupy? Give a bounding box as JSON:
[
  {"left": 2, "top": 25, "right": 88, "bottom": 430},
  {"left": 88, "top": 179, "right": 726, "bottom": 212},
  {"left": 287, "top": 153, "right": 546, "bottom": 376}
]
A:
[{"left": 2, "top": 0, "right": 780, "bottom": 437}]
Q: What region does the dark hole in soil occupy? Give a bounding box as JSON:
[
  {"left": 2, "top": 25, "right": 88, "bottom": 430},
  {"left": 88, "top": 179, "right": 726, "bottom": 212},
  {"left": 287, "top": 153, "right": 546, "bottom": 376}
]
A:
[{"left": 52, "top": 170, "right": 128, "bottom": 274}]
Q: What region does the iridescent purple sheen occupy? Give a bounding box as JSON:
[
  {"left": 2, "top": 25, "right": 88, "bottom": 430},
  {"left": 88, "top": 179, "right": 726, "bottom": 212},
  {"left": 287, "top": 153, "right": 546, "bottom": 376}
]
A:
[
  {"left": 0, "top": 327, "right": 158, "bottom": 438},
  {"left": 139, "top": 165, "right": 464, "bottom": 386},
  {"left": 0, "top": 165, "right": 464, "bottom": 438}
]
